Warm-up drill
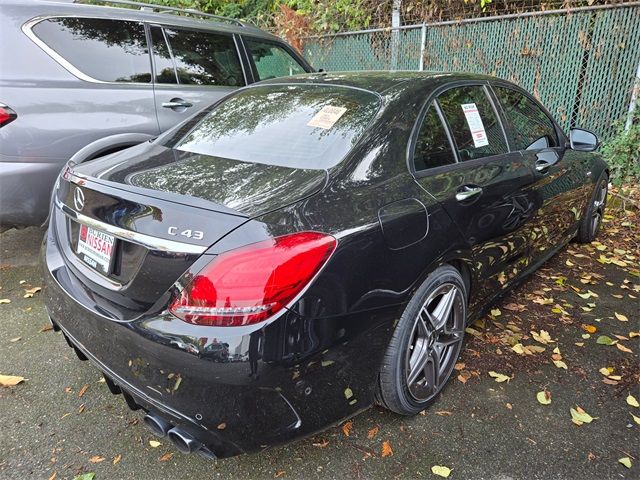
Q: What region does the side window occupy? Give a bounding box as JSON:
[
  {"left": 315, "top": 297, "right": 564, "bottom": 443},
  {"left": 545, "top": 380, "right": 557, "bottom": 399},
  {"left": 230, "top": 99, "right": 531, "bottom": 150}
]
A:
[
  {"left": 437, "top": 86, "right": 508, "bottom": 161},
  {"left": 31, "top": 18, "right": 151, "bottom": 83},
  {"left": 246, "top": 39, "right": 306, "bottom": 80},
  {"left": 162, "top": 28, "right": 244, "bottom": 87},
  {"left": 150, "top": 26, "right": 177, "bottom": 84},
  {"left": 413, "top": 105, "right": 456, "bottom": 171},
  {"left": 493, "top": 87, "right": 558, "bottom": 150}
]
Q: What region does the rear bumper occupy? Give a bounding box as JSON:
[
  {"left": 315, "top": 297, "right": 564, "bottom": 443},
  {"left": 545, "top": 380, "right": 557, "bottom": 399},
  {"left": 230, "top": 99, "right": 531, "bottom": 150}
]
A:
[{"left": 42, "top": 227, "right": 401, "bottom": 457}]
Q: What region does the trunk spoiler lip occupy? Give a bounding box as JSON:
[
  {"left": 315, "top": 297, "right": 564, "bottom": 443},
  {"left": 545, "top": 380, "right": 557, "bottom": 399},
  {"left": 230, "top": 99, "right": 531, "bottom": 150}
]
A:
[
  {"left": 69, "top": 169, "right": 248, "bottom": 218},
  {"left": 54, "top": 197, "right": 208, "bottom": 255}
]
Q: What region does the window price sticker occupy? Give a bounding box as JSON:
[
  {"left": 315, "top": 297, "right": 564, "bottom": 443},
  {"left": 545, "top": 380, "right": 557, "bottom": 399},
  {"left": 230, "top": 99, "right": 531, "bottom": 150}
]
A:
[
  {"left": 461, "top": 103, "right": 489, "bottom": 148},
  {"left": 307, "top": 105, "right": 348, "bottom": 129}
]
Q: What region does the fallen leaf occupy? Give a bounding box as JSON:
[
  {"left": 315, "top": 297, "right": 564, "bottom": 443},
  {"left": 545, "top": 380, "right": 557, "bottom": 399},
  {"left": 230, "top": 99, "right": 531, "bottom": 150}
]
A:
[
  {"left": 48, "top": 473, "right": 56, "bottom": 480},
  {"left": 504, "top": 303, "right": 525, "bottom": 312},
  {"left": 531, "top": 330, "right": 553, "bottom": 345},
  {"left": 614, "top": 312, "right": 629, "bottom": 322},
  {"left": 596, "top": 335, "right": 615, "bottom": 346},
  {"left": 149, "top": 440, "right": 161, "bottom": 448},
  {"left": 312, "top": 439, "right": 329, "bottom": 448},
  {"left": 632, "top": 413, "right": 640, "bottom": 425},
  {"left": 570, "top": 407, "right": 595, "bottom": 425},
  {"left": 367, "top": 426, "right": 379, "bottom": 439},
  {"left": 0, "top": 299, "right": 11, "bottom": 304},
  {"left": 88, "top": 456, "right": 104, "bottom": 464},
  {"left": 159, "top": 452, "right": 174, "bottom": 461},
  {"left": 342, "top": 421, "right": 353, "bottom": 437},
  {"left": 381, "top": 440, "right": 393, "bottom": 457},
  {"left": 274, "top": 471, "right": 285, "bottom": 478},
  {"left": 582, "top": 324, "right": 597, "bottom": 334},
  {"left": 113, "top": 454, "right": 121, "bottom": 465},
  {"left": 9, "top": 337, "right": 21, "bottom": 342},
  {"left": 78, "top": 384, "right": 89, "bottom": 397},
  {"left": 73, "top": 474, "right": 95, "bottom": 480},
  {"left": 536, "top": 390, "right": 551, "bottom": 405},
  {"left": 23, "top": 287, "right": 41, "bottom": 298},
  {"left": 435, "top": 410, "right": 452, "bottom": 416},
  {"left": 431, "top": 465, "right": 452, "bottom": 478},
  {"left": 0, "top": 374, "right": 25, "bottom": 387},
  {"left": 488, "top": 371, "right": 511, "bottom": 383},
  {"left": 454, "top": 362, "right": 465, "bottom": 371},
  {"left": 172, "top": 375, "right": 182, "bottom": 391},
  {"left": 619, "top": 457, "right": 632, "bottom": 469},
  {"left": 616, "top": 343, "right": 633, "bottom": 353},
  {"left": 39, "top": 324, "right": 53, "bottom": 332},
  {"left": 321, "top": 360, "right": 334, "bottom": 367},
  {"left": 553, "top": 360, "right": 568, "bottom": 370},
  {"left": 344, "top": 387, "right": 353, "bottom": 400},
  {"left": 626, "top": 394, "right": 639, "bottom": 408},
  {"left": 217, "top": 422, "right": 226, "bottom": 430},
  {"left": 490, "top": 308, "right": 501, "bottom": 317}
]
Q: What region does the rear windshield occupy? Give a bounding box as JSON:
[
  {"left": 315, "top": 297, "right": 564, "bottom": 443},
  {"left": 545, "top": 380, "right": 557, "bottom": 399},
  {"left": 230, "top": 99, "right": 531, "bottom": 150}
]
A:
[{"left": 176, "top": 85, "right": 380, "bottom": 169}]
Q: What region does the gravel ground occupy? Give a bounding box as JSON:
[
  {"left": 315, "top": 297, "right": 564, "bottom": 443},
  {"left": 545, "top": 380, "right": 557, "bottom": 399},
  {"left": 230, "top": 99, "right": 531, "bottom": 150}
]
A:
[{"left": 0, "top": 214, "right": 638, "bottom": 480}]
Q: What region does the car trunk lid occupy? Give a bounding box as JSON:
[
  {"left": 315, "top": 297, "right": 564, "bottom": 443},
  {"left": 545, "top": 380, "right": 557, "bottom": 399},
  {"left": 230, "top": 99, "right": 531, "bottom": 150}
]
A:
[{"left": 51, "top": 144, "right": 327, "bottom": 320}]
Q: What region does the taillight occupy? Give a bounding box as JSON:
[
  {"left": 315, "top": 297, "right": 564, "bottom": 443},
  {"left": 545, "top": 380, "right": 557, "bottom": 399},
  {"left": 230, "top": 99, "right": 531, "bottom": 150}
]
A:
[
  {"left": 168, "top": 231, "right": 337, "bottom": 327},
  {"left": 0, "top": 104, "right": 17, "bottom": 128}
]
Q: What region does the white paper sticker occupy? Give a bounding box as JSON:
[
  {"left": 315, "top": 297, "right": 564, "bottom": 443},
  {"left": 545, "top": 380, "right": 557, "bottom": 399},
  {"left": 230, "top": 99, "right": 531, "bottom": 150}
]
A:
[
  {"left": 461, "top": 103, "right": 489, "bottom": 148},
  {"left": 307, "top": 106, "right": 348, "bottom": 129}
]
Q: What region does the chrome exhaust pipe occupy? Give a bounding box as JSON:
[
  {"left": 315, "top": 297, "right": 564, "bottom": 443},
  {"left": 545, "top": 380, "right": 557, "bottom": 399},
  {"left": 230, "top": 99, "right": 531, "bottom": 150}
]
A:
[
  {"left": 143, "top": 413, "right": 172, "bottom": 438},
  {"left": 167, "top": 427, "right": 202, "bottom": 454}
]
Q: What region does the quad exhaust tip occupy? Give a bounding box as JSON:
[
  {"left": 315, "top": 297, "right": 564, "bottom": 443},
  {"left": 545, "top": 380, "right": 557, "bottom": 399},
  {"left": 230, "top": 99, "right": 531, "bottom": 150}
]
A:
[
  {"left": 168, "top": 427, "right": 202, "bottom": 454},
  {"left": 143, "top": 413, "right": 172, "bottom": 438}
]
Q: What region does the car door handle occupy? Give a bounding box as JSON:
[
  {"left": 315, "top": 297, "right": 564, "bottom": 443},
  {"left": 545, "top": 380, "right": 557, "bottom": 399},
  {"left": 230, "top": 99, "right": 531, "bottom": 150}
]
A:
[
  {"left": 162, "top": 99, "right": 193, "bottom": 109},
  {"left": 535, "top": 160, "right": 551, "bottom": 173},
  {"left": 456, "top": 185, "right": 483, "bottom": 202}
]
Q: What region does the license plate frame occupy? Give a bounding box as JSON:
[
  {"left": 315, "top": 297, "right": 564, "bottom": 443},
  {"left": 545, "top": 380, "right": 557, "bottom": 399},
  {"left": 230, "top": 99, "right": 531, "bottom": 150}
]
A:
[{"left": 76, "top": 224, "right": 116, "bottom": 275}]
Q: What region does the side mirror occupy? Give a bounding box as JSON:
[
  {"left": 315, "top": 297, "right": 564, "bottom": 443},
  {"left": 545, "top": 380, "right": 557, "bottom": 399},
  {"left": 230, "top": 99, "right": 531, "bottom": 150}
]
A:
[{"left": 569, "top": 128, "right": 599, "bottom": 152}]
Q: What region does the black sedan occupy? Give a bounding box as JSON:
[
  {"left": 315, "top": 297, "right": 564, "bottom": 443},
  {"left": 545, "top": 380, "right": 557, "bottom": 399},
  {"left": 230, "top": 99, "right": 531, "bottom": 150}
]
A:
[{"left": 42, "top": 72, "right": 608, "bottom": 459}]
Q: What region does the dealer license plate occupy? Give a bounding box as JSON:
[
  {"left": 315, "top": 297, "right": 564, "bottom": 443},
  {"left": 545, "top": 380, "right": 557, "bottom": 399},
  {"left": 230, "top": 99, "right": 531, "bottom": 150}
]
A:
[{"left": 77, "top": 224, "right": 115, "bottom": 274}]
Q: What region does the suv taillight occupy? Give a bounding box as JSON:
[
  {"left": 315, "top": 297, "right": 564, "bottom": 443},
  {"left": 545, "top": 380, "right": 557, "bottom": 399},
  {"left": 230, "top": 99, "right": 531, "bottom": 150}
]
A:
[
  {"left": 0, "top": 104, "right": 17, "bottom": 128},
  {"left": 168, "top": 232, "right": 337, "bottom": 327}
]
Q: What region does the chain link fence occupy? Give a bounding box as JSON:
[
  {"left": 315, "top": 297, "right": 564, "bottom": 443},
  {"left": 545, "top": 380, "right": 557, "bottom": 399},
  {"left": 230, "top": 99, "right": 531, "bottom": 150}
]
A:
[{"left": 303, "top": 2, "right": 640, "bottom": 140}]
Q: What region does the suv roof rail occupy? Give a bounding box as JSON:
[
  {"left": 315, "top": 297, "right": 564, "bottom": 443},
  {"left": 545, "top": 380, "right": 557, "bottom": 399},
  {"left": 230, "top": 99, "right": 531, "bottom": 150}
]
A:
[{"left": 72, "top": 0, "right": 247, "bottom": 27}]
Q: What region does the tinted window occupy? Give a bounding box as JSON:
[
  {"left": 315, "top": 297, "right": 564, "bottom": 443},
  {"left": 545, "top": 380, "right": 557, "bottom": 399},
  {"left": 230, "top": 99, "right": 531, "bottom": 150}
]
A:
[
  {"left": 162, "top": 28, "right": 243, "bottom": 86},
  {"left": 32, "top": 18, "right": 150, "bottom": 83},
  {"left": 438, "top": 86, "right": 508, "bottom": 161},
  {"left": 494, "top": 87, "right": 558, "bottom": 150},
  {"left": 246, "top": 39, "right": 306, "bottom": 80},
  {"left": 177, "top": 85, "right": 380, "bottom": 169},
  {"left": 150, "top": 26, "right": 177, "bottom": 84},
  {"left": 413, "top": 105, "right": 456, "bottom": 171}
]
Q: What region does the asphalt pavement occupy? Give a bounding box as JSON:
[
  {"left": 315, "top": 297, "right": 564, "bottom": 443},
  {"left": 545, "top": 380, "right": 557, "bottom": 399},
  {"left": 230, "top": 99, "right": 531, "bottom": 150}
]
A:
[{"left": 0, "top": 224, "right": 638, "bottom": 480}]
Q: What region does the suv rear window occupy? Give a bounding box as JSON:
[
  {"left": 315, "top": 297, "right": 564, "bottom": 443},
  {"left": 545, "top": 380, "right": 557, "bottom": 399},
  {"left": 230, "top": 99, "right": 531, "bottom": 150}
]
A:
[
  {"left": 246, "top": 39, "right": 306, "bottom": 80},
  {"left": 32, "top": 18, "right": 150, "bottom": 83},
  {"left": 176, "top": 85, "right": 380, "bottom": 169}
]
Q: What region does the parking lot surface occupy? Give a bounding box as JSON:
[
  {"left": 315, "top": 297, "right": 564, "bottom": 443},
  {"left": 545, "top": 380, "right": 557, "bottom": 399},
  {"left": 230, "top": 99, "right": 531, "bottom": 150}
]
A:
[{"left": 0, "top": 210, "right": 638, "bottom": 479}]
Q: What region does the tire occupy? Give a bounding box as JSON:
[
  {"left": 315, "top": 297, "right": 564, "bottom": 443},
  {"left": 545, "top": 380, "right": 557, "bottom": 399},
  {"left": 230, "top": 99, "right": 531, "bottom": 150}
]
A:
[
  {"left": 377, "top": 265, "right": 467, "bottom": 415},
  {"left": 576, "top": 172, "right": 608, "bottom": 243}
]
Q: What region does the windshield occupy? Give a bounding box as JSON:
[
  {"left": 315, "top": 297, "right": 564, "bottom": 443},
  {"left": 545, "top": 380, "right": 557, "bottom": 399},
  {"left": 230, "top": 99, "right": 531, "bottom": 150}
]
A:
[{"left": 176, "top": 84, "right": 381, "bottom": 169}]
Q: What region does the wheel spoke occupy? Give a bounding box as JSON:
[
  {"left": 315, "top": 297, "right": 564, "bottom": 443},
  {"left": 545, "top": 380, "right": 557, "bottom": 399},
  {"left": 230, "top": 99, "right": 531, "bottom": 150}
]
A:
[
  {"left": 407, "top": 338, "right": 430, "bottom": 386},
  {"left": 429, "top": 287, "right": 456, "bottom": 330},
  {"left": 424, "top": 350, "right": 441, "bottom": 391},
  {"left": 437, "top": 330, "right": 463, "bottom": 346}
]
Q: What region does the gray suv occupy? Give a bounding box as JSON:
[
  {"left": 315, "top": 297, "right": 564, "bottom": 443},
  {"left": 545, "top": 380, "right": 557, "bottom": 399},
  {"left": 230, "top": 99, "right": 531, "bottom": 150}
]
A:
[{"left": 0, "top": 0, "right": 313, "bottom": 229}]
